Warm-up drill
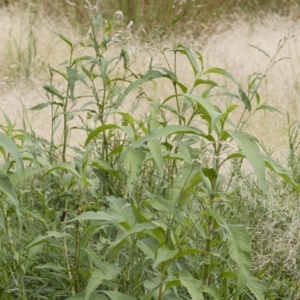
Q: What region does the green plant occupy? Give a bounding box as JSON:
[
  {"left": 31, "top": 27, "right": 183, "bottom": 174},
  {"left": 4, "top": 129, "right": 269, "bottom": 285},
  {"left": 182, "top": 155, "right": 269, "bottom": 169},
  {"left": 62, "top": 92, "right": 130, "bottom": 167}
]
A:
[{"left": 0, "top": 1, "right": 299, "bottom": 299}]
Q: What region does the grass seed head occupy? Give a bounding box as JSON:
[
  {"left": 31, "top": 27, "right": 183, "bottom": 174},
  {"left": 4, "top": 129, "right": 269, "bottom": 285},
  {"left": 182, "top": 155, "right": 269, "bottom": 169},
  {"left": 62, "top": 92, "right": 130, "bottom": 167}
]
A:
[{"left": 114, "top": 10, "right": 124, "bottom": 21}]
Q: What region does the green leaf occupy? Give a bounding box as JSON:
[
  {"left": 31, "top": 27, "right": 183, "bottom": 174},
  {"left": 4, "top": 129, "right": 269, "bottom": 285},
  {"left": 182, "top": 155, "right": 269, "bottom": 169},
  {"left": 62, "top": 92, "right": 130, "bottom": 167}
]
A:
[
  {"left": 137, "top": 237, "right": 160, "bottom": 260},
  {"left": 85, "top": 124, "right": 120, "bottom": 147},
  {"left": 204, "top": 68, "right": 251, "bottom": 110},
  {"left": 52, "top": 31, "right": 73, "bottom": 48},
  {"left": 148, "top": 139, "right": 163, "bottom": 173},
  {"left": 100, "top": 58, "right": 109, "bottom": 85},
  {"left": 43, "top": 85, "right": 64, "bottom": 100},
  {"left": 256, "top": 104, "right": 282, "bottom": 114},
  {"left": 43, "top": 163, "right": 81, "bottom": 178},
  {"left": 129, "top": 125, "right": 204, "bottom": 150},
  {"left": 184, "top": 93, "right": 222, "bottom": 133},
  {"left": 109, "top": 223, "right": 158, "bottom": 252},
  {"left": 9, "top": 167, "right": 43, "bottom": 187},
  {"left": 124, "top": 148, "right": 146, "bottom": 196},
  {"left": 85, "top": 263, "right": 122, "bottom": 300},
  {"left": 193, "top": 79, "right": 218, "bottom": 89},
  {"left": 248, "top": 44, "right": 270, "bottom": 59},
  {"left": 67, "top": 292, "right": 109, "bottom": 300},
  {"left": 172, "top": 162, "right": 202, "bottom": 203},
  {"left": 202, "top": 286, "right": 222, "bottom": 300},
  {"left": 0, "top": 132, "right": 24, "bottom": 169},
  {"left": 26, "top": 231, "right": 71, "bottom": 248},
  {"left": 143, "top": 195, "right": 185, "bottom": 225},
  {"left": 227, "top": 224, "right": 251, "bottom": 297},
  {"left": 70, "top": 211, "right": 120, "bottom": 223},
  {"left": 179, "top": 271, "right": 204, "bottom": 300},
  {"left": 264, "top": 156, "right": 300, "bottom": 192},
  {"left": 231, "top": 132, "right": 265, "bottom": 191},
  {"left": 238, "top": 87, "right": 251, "bottom": 111},
  {"left": 67, "top": 67, "right": 78, "bottom": 102},
  {"left": 115, "top": 70, "right": 164, "bottom": 107},
  {"left": 0, "top": 170, "right": 19, "bottom": 207},
  {"left": 155, "top": 67, "right": 187, "bottom": 93},
  {"left": 104, "top": 291, "right": 137, "bottom": 300},
  {"left": 204, "top": 67, "right": 239, "bottom": 85},
  {"left": 93, "top": 14, "right": 102, "bottom": 31},
  {"left": 29, "top": 102, "right": 50, "bottom": 110},
  {"left": 154, "top": 245, "right": 178, "bottom": 267},
  {"left": 177, "top": 44, "right": 199, "bottom": 77},
  {"left": 247, "top": 276, "right": 266, "bottom": 300},
  {"left": 34, "top": 263, "right": 64, "bottom": 271}
]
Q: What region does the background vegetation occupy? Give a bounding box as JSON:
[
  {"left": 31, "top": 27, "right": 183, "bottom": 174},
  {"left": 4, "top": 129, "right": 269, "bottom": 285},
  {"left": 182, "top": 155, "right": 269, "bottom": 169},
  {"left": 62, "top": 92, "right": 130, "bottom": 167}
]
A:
[
  {"left": 1, "top": 0, "right": 300, "bottom": 37},
  {"left": 0, "top": 0, "right": 300, "bottom": 299}
]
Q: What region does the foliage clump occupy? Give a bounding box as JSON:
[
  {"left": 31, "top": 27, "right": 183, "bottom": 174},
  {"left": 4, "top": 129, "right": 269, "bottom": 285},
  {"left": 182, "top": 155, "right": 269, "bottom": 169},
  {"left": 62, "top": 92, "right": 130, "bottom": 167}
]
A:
[{"left": 0, "top": 1, "right": 299, "bottom": 299}]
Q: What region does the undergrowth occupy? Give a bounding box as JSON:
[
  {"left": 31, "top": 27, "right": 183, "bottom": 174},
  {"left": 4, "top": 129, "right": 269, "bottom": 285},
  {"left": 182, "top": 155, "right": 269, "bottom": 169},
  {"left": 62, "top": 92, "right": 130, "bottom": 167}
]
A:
[{"left": 0, "top": 1, "right": 300, "bottom": 299}]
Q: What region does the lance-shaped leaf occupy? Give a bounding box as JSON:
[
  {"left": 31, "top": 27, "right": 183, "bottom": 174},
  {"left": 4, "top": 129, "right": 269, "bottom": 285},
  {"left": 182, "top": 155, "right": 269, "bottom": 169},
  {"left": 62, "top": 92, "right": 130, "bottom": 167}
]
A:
[
  {"left": 128, "top": 125, "right": 205, "bottom": 150},
  {"left": 227, "top": 224, "right": 251, "bottom": 297},
  {"left": 147, "top": 139, "right": 163, "bottom": 173},
  {"left": 264, "top": 156, "right": 300, "bottom": 192},
  {"left": 231, "top": 132, "right": 265, "bottom": 191},
  {"left": 85, "top": 263, "right": 122, "bottom": 300},
  {"left": 179, "top": 271, "right": 204, "bottom": 300},
  {"left": 0, "top": 170, "right": 19, "bottom": 207},
  {"left": 154, "top": 245, "right": 178, "bottom": 268},
  {"left": 184, "top": 93, "right": 222, "bottom": 133},
  {"left": 0, "top": 132, "right": 24, "bottom": 169},
  {"left": 104, "top": 291, "right": 137, "bottom": 300},
  {"left": 204, "top": 67, "right": 251, "bottom": 110},
  {"left": 246, "top": 276, "right": 266, "bottom": 300},
  {"left": 124, "top": 148, "right": 146, "bottom": 196},
  {"left": 177, "top": 44, "right": 200, "bottom": 76}
]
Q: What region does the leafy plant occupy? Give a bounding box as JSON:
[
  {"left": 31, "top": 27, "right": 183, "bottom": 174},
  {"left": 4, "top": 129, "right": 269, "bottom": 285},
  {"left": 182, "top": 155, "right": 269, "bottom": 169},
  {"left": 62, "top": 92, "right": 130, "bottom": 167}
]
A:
[{"left": 0, "top": 1, "right": 299, "bottom": 300}]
